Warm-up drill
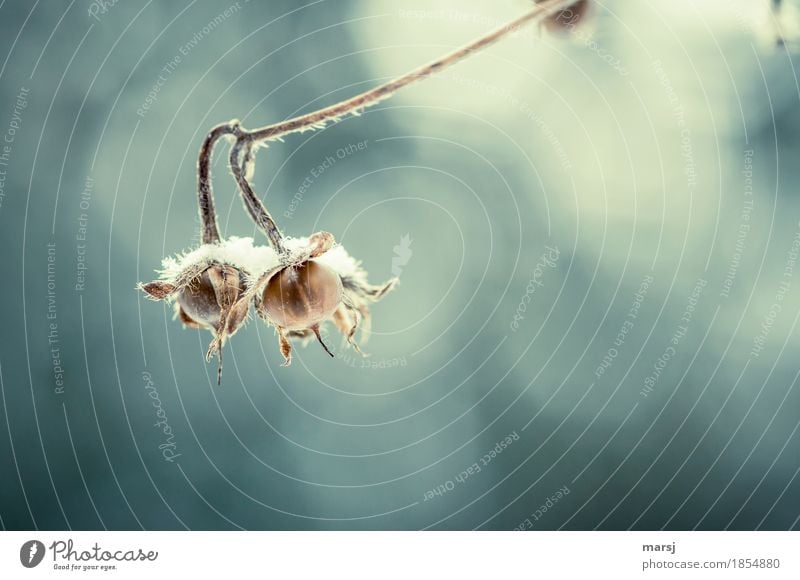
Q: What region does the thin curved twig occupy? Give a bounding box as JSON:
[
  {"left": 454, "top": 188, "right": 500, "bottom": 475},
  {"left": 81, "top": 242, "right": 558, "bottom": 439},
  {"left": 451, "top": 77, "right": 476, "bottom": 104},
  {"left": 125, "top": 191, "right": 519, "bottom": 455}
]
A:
[
  {"left": 198, "top": 122, "right": 237, "bottom": 244},
  {"left": 197, "top": 0, "right": 577, "bottom": 248},
  {"left": 242, "top": 0, "right": 577, "bottom": 144},
  {"left": 229, "top": 136, "right": 286, "bottom": 253}
]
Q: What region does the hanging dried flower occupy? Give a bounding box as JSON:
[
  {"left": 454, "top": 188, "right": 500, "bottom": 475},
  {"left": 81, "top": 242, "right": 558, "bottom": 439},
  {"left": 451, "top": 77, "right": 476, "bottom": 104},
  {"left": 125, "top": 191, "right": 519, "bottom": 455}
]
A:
[
  {"left": 139, "top": 0, "right": 578, "bottom": 381},
  {"left": 241, "top": 232, "right": 396, "bottom": 365},
  {"left": 139, "top": 237, "right": 273, "bottom": 382}
]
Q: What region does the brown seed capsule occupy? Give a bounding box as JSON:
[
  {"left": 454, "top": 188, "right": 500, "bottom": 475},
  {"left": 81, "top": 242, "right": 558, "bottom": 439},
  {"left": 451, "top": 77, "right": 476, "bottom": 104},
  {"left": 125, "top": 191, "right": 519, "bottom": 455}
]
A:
[
  {"left": 539, "top": 0, "right": 590, "bottom": 33},
  {"left": 140, "top": 262, "right": 250, "bottom": 383},
  {"left": 177, "top": 267, "right": 242, "bottom": 330},
  {"left": 177, "top": 271, "right": 224, "bottom": 329},
  {"left": 259, "top": 260, "right": 343, "bottom": 330}
]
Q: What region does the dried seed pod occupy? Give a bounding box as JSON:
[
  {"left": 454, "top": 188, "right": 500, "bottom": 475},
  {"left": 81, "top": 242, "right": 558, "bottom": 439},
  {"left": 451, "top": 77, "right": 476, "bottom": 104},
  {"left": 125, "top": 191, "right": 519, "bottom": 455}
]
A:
[
  {"left": 538, "top": 0, "right": 591, "bottom": 33},
  {"left": 259, "top": 261, "right": 343, "bottom": 330},
  {"left": 240, "top": 232, "right": 396, "bottom": 366},
  {"left": 138, "top": 237, "right": 271, "bottom": 383},
  {"left": 177, "top": 267, "right": 239, "bottom": 329},
  {"left": 141, "top": 263, "right": 249, "bottom": 384}
]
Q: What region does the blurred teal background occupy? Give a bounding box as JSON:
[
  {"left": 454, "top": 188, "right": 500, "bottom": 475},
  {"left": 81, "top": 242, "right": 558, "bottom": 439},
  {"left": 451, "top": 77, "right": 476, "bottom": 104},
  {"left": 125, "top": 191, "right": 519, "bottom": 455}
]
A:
[{"left": 1, "top": 0, "right": 799, "bottom": 530}]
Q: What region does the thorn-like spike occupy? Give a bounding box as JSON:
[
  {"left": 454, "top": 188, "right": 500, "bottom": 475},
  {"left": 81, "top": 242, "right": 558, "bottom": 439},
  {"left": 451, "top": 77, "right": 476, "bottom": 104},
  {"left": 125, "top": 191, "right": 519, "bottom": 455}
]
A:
[
  {"left": 312, "top": 324, "right": 335, "bottom": 358},
  {"left": 217, "top": 345, "right": 223, "bottom": 386}
]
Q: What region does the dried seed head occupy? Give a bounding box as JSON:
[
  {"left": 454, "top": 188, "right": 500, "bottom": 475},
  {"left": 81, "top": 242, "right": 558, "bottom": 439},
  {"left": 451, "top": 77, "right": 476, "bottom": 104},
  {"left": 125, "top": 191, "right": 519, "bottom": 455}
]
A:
[
  {"left": 234, "top": 232, "right": 397, "bottom": 365},
  {"left": 259, "top": 260, "right": 343, "bottom": 330},
  {"left": 177, "top": 269, "right": 226, "bottom": 329},
  {"left": 144, "top": 234, "right": 397, "bottom": 368},
  {"left": 139, "top": 250, "right": 255, "bottom": 383}
]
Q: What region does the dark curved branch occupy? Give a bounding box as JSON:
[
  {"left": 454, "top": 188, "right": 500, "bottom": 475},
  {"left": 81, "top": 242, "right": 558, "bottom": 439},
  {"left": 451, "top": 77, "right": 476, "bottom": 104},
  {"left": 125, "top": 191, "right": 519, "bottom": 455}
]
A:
[
  {"left": 198, "top": 121, "right": 239, "bottom": 244},
  {"left": 229, "top": 137, "right": 286, "bottom": 254}
]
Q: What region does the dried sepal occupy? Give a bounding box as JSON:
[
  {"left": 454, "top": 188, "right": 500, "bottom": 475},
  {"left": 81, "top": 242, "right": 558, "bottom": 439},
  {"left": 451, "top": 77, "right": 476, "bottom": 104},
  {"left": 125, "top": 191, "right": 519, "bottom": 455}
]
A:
[
  {"left": 332, "top": 304, "right": 355, "bottom": 342},
  {"left": 308, "top": 231, "right": 335, "bottom": 258},
  {"left": 139, "top": 281, "right": 177, "bottom": 300},
  {"left": 333, "top": 303, "right": 363, "bottom": 354},
  {"left": 279, "top": 230, "right": 336, "bottom": 266},
  {"left": 225, "top": 296, "right": 250, "bottom": 336},
  {"left": 277, "top": 326, "right": 293, "bottom": 366},
  {"left": 177, "top": 263, "right": 249, "bottom": 384},
  {"left": 341, "top": 275, "right": 397, "bottom": 301},
  {"left": 337, "top": 275, "right": 397, "bottom": 347}
]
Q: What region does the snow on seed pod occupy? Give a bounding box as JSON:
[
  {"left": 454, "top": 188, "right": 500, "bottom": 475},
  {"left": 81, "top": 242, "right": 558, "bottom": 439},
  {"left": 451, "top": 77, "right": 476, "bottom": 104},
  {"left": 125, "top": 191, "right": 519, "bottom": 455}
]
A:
[
  {"left": 239, "top": 231, "right": 397, "bottom": 366},
  {"left": 138, "top": 236, "right": 274, "bottom": 382}
]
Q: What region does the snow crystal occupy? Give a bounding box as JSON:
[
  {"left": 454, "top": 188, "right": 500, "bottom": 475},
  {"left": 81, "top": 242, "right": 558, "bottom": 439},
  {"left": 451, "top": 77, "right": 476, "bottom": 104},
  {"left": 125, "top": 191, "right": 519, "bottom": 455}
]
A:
[
  {"left": 158, "top": 235, "right": 368, "bottom": 284},
  {"left": 158, "top": 236, "right": 278, "bottom": 280}
]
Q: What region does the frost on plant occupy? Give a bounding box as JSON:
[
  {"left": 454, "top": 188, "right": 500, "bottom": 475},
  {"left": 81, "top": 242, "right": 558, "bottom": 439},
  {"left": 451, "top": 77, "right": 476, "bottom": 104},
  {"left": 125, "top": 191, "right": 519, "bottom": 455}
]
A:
[
  {"left": 140, "top": 233, "right": 395, "bottom": 377},
  {"left": 243, "top": 231, "right": 397, "bottom": 366},
  {"left": 137, "top": 0, "right": 594, "bottom": 381},
  {"left": 139, "top": 237, "right": 268, "bottom": 383}
]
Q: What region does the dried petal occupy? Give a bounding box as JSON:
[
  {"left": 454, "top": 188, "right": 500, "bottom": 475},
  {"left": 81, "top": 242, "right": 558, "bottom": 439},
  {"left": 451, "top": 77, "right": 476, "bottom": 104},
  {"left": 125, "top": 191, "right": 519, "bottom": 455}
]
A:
[
  {"left": 207, "top": 265, "right": 242, "bottom": 315},
  {"left": 225, "top": 296, "right": 250, "bottom": 336},
  {"left": 277, "top": 327, "right": 293, "bottom": 366},
  {"left": 333, "top": 303, "right": 363, "bottom": 353},
  {"left": 341, "top": 275, "right": 398, "bottom": 301},
  {"left": 308, "top": 231, "right": 335, "bottom": 257},
  {"left": 281, "top": 231, "right": 336, "bottom": 266}
]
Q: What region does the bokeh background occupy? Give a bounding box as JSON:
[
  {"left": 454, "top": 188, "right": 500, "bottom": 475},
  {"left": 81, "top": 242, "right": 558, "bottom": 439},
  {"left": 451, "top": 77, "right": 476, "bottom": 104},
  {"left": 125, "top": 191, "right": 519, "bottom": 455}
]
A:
[{"left": 1, "top": 0, "right": 799, "bottom": 530}]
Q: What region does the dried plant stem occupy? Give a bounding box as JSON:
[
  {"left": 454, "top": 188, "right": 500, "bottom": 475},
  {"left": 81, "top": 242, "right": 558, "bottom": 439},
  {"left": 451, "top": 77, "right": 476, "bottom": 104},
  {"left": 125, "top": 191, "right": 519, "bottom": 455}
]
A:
[
  {"left": 198, "top": 123, "right": 237, "bottom": 244},
  {"left": 244, "top": 0, "right": 575, "bottom": 143},
  {"left": 197, "top": 0, "right": 577, "bottom": 248},
  {"left": 229, "top": 137, "right": 286, "bottom": 253}
]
